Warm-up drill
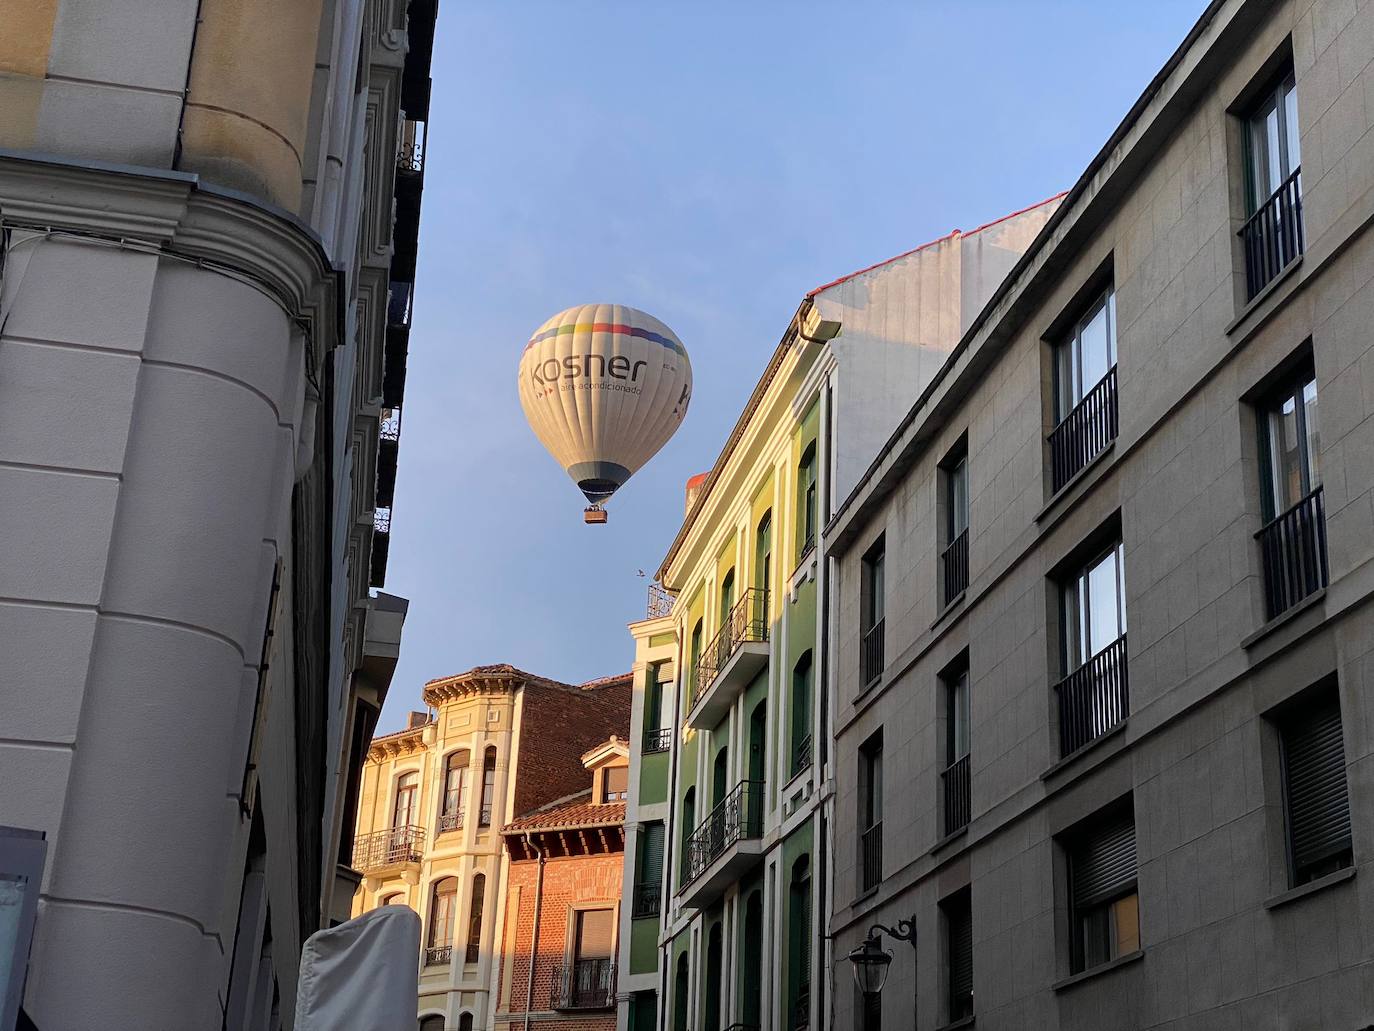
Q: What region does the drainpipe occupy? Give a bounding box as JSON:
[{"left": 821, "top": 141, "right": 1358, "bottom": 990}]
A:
[{"left": 523, "top": 832, "right": 547, "bottom": 1031}]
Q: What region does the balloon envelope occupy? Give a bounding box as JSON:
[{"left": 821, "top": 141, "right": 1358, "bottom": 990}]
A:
[{"left": 518, "top": 304, "right": 692, "bottom": 506}]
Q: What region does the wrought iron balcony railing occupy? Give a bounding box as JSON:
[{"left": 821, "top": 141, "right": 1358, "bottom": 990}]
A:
[
  {"left": 942, "top": 527, "right": 969, "bottom": 605},
  {"left": 691, "top": 589, "right": 769, "bottom": 709},
  {"left": 643, "top": 727, "right": 673, "bottom": 754},
  {"left": 792, "top": 733, "right": 813, "bottom": 777},
  {"left": 860, "top": 618, "right": 885, "bottom": 689},
  {"left": 1257, "top": 486, "right": 1327, "bottom": 621},
  {"left": 647, "top": 581, "right": 675, "bottom": 619},
  {"left": 437, "top": 810, "right": 464, "bottom": 834},
  {"left": 859, "top": 820, "right": 882, "bottom": 895},
  {"left": 1240, "top": 167, "right": 1303, "bottom": 299},
  {"left": 943, "top": 753, "right": 970, "bottom": 837},
  {"left": 632, "top": 882, "right": 662, "bottom": 919},
  {"left": 683, "top": 780, "right": 764, "bottom": 885},
  {"left": 397, "top": 118, "right": 427, "bottom": 174},
  {"left": 379, "top": 407, "right": 401, "bottom": 442},
  {"left": 424, "top": 945, "right": 451, "bottom": 966},
  {"left": 1054, "top": 633, "right": 1128, "bottom": 757},
  {"left": 550, "top": 959, "right": 617, "bottom": 1010},
  {"left": 352, "top": 825, "right": 425, "bottom": 871},
  {"left": 1050, "top": 365, "right": 1118, "bottom": 493}
]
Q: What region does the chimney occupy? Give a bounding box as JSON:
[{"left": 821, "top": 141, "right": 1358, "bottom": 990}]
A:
[
  {"left": 407, "top": 710, "right": 429, "bottom": 729},
  {"left": 684, "top": 471, "right": 710, "bottom": 516}
]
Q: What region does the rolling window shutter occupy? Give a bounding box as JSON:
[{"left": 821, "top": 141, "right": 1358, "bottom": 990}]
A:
[
  {"left": 1283, "top": 696, "right": 1351, "bottom": 872},
  {"left": 949, "top": 898, "right": 973, "bottom": 1003},
  {"left": 1072, "top": 813, "right": 1137, "bottom": 908},
  {"left": 576, "top": 909, "right": 615, "bottom": 961},
  {"left": 640, "top": 822, "right": 665, "bottom": 884}
]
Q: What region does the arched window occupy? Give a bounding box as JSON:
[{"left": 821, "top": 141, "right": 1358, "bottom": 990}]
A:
[
  {"left": 720, "top": 568, "right": 736, "bottom": 625},
  {"left": 427, "top": 877, "right": 457, "bottom": 961},
  {"left": 465, "top": 873, "right": 486, "bottom": 962},
  {"left": 788, "top": 855, "right": 813, "bottom": 1031},
  {"left": 379, "top": 892, "right": 406, "bottom": 908},
  {"left": 392, "top": 772, "right": 418, "bottom": 828},
  {"left": 673, "top": 953, "right": 690, "bottom": 1031},
  {"left": 478, "top": 748, "right": 497, "bottom": 826},
  {"left": 798, "top": 443, "right": 818, "bottom": 555},
  {"left": 679, "top": 787, "right": 695, "bottom": 885},
  {"left": 791, "top": 651, "right": 814, "bottom": 776},
  {"left": 440, "top": 751, "right": 468, "bottom": 832},
  {"left": 458, "top": 1015, "right": 473, "bottom": 1031},
  {"left": 689, "top": 618, "right": 704, "bottom": 696},
  {"left": 755, "top": 510, "right": 773, "bottom": 594},
  {"left": 418, "top": 1016, "right": 445, "bottom": 1031}
]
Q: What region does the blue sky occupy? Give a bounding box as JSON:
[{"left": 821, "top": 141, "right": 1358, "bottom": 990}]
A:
[{"left": 379, "top": 0, "right": 1204, "bottom": 730}]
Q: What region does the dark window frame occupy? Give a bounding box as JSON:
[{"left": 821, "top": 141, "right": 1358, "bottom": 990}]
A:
[
  {"left": 1273, "top": 682, "right": 1352, "bottom": 887},
  {"left": 1063, "top": 803, "right": 1139, "bottom": 975}
]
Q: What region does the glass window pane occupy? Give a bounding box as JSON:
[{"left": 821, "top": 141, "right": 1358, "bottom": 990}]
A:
[
  {"left": 1085, "top": 548, "right": 1122, "bottom": 655},
  {"left": 1079, "top": 299, "right": 1111, "bottom": 392},
  {"left": 1302, "top": 378, "right": 1320, "bottom": 490},
  {"left": 950, "top": 460, "right": 969, "bottom": 536},
  {"left": 1112, "top": 893, "right": 1140, "bottom": 956},
  {"left": 951, "top": 674, "right": 970, "bottom": 760},
  {"left": 1283, "top": 77, "right": 1300, "bottom": 172},
  {"left": 1270, "top": 394, "right": 1303, "bottom": 511}
]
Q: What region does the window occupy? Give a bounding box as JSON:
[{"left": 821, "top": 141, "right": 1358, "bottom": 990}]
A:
[
  {"left": 426, "top": 878, "right": 457, "bottom": 964},
  {"left": 1066, "top": 806, "right": 1139, "bottom": 974},
  {"left": 679, "top": 788, "right": 695, "bottom": 886},
  {"left": 1256, "top": 365, "right": 1326, "bottom": 619},
  {"left": 419, "top": 1017, "right": 445, "bottom": 1031},
  {"left": 942, "top": 450, "right": 969, "bottom": 605},
  {"left": 1050, "top": 287, "right": 1118, "bottom": 492},
  {"left": 465, "top": 874, "right": 486, "bottom": 963},
  {"left": 791, "top": 651, "right": 814, "bottom": 776},
  {"left": 1240, "top": 67, "right": 1303, "bottom": 298},
  {"left": 570, "top": 909, "right": 616, "bottom": 1007},
  {"left": 478, "top": 747, "right": 497, "bottom": 826},
  {"left": 798, "top": 443, "right": 818, "bottom": 557},
  {"left": 860, "top": 537, "right": 885, "bottom": 688},
  {"left": 689, "top": 618, "right": 704, "bottom": 700},
  {"left": 788, "top": 856, "right": 812, "bottom": 1031},
  {"left": 633, "top": 822, "right": 665, "bottom": 918},
  {"left": 458, "top": 1016, "right": 473, "bottom": 1031},
  {"left": 1055, "top": 540, "right": 1128, "bottom": 757},
  {"left": 943, "top": 888, "right": 973, "bottom": 1021},
  {"left": 719, "top": 569, "right": 737, "bottom": 643},
  {"left": 440, "top": 752, "right": 468, "bottom": 833},
  {"left": 859, "top": 732, "right": 883, "bottom": 895},
  {"left": 602, "top": 765, "right": 629, "bottom": 803},
  {"left": 1277, "top": 686, "right": 1351, "bottom": 886},
  {"left": 943, "top": 663, "right": 971, "bottom": 836},
  {"left": 673, "top": 954, "right": 690, "bottom": 1031},
  {"left": 756, "top": 510, "right": 773, "bottom": 595},
  {"left": 392, "top": 772, "right": 418, "bottom": 829}
]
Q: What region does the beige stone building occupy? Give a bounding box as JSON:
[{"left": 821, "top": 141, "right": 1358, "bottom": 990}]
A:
[
  {"left": 351, "top": 666, "right": 630, "bottom": 1030},
  {"left": 824, "top": 0, "right": 1374, "bottom": 1028},
  {"left": 0, "top": 0, "right": 436, "bottom": 1027}
]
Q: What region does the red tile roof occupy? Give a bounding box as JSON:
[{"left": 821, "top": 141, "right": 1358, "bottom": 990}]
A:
[{"left": 503, "top": 795, "right": 626, "bottom": 834}]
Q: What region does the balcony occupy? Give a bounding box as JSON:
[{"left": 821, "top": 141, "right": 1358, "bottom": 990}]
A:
[
  {"left": 1050, "top": 365, "right": 1118, "bottom": 493},
  {"left": 1240, "top": 167, "right": 1303, "bottom": 300},
  {"left": 397, "top": 118, "right": 427, "bottom": 175},
  {"left": 424, "top": 945, "right": 451, "bottom": 966},
  {"left": 679, "top": 780, "right": 764, "bottom": 909},
  {"left": 1054, "top": 634, "right": 1128, "bottom": 758},
  {"left": 643, "top": 727, "right": 672, "bottom": 754},
  {"left": 942, "top": 753, "right": 970, "bottom": 837},
  {"left": 942, "top": 528, "right": 969, "bottom": 606},
  {"left": 686, "top": 589, "right": 769, "bottom": 729},
  {"left": 631, "top": 882, "right": 661, "bottom": 919},
  {"left": 437, "top": 810, "right": 463, "bottom": 834},
  {"left": 860, "top": 618, "right": 884, "bottom": 690},
  {"left": 551, "top": 959, "right": 616, "bottom": 1010},
  {"left": 1257, "top": 486, "right": 1327, "bottom": 621},
  {"left": 352, "top": 825, "right": 425, "bottom": 873},
  {"left": 859, "top": 821, "right": 882, "bottom": 895},
  {"left": 647, "top": 581, "right": 675, "bottom": 619}
]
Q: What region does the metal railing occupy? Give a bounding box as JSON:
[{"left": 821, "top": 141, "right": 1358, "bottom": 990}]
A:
[
  {"left": 792, "top": 733, "right": 813, "bottom": 777},
  {"left": 397, "top": 118, "right": 426, "bottom": 174},
  {"left": 647, "top": 581, "right": 675, "bottom": 618},
  {"left": 379, "top": 407, "right": 401, "bottom": 442},
  {"left": 643, "top": 727, "right": 673, "bottom": 754},
  {"left": 373, "top": 507, "right": 392, "bottom": 534},
  {"left": 551, "top": 959, "right": 616, "bottom": 1009},
  {"left": 692, "top": 589, "right": 769, "bottom": 708},
  {"left": 1054, "top": 634, "right": 1129, "bottom": 757},
  {"left": 424, "top": 945, "right": 451, "bottom": 966},
  {"left": 632, "top": 882, "right": 662, "bottom": 919},
  {"left": 793, "top": 984, "right": 810, "bottom": 1031},
  {"left": 859, "top": 821, "right": 882, "bottom": 894},
  {"left": 352, "top": 825, "right": 425, "bottom": 871},
  {"left": 683, "top": 781, "right": 764, "bottom": 885},
  {"left": 437, "top": 810, "right": 463, "bottom": 834},
  {"left": 1240, "top": 167, "right": 1303, "bottom": 299},
  {"left": 943, "top": 753, "right": 970, "bottom": 836},
  {"left": 1257, "top": 485, "right": 1327, "bottom": 620},
  {"left": 860, "top": 618, "right": 885, "bottom": 689},
  {"left": 942, "top": 527, "right": 969, "bottom": 605},
  {"left": 1050, "top": 365, "right": 1118, "bottom": 493}
]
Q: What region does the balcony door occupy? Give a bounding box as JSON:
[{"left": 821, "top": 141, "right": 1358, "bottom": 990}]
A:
[
  {"left": 572, "top": 908, "right": 615, "bottom": 1006},
  {"left": 1063, "top": 543, "right": 1126, "bottom": 673},
  {"left": 392, "top": 773, "right": 418, "bottom": 850},
  {"left": 1245, "top": 70, "right": 1300, "bottom": 215}
]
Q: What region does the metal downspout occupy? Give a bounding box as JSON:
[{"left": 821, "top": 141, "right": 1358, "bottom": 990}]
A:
[{"left": 523, "top": 832, "right": 546, "bottom": 1031}]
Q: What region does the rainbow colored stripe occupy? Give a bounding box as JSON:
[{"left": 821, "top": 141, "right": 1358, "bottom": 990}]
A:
[{"left": 525, "top": 322, "right": 685, "bottom": 356}]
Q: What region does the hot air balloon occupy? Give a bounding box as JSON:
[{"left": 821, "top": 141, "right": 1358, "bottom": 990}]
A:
[{"left": 518, "top": 304, "right": 692, "bottom": 523}]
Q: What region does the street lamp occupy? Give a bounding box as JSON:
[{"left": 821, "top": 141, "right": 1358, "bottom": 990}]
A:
[{"left": 846, "top": 915, "right": 916, "bottom": 1027}]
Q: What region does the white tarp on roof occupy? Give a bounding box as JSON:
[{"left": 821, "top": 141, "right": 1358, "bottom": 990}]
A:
[{"left": 296, "top": 905, "right": 419, "bottom": 1031}]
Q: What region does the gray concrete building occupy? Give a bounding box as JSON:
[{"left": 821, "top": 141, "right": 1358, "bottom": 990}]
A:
[
  {"left": 824, "top": 0, "right": 1374, "bottom": 1028},
  {"left": 0, "top": 0, "right": 436, "bottom": 1027}
]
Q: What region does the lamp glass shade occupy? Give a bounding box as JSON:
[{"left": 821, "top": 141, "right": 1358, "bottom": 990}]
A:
[{"left": 847, "top": 937, "right": 892, "bottom": 998}]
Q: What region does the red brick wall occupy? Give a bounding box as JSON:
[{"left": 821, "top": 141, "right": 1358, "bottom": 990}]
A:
[
  {"left": 497, "top": 850, "right": 623, "bottom": 1031},
  {"left": 513, "top": 679, "right": 631, "bottom": 820}
]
